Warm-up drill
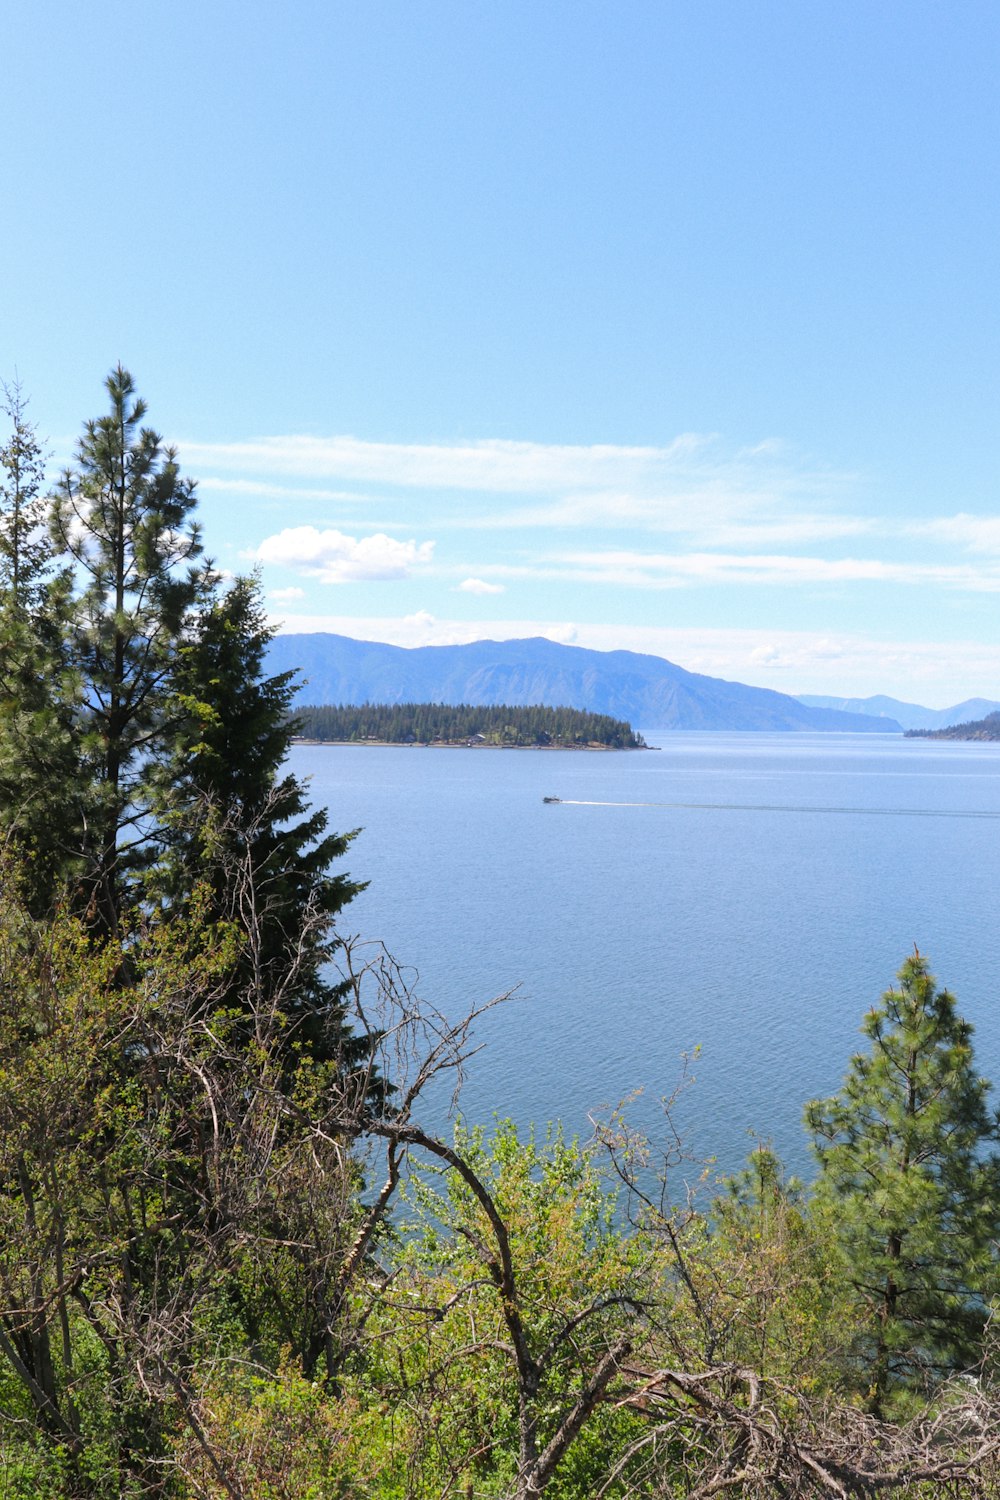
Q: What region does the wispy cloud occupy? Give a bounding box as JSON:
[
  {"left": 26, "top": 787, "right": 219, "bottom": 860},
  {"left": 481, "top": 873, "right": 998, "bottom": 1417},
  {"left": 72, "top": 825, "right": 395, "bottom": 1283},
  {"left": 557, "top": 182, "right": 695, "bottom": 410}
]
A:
[
  {"left": 911, "top": 513, "right": 1000, "bottom": 554},
  {"left": 478, "top": 549, "right": 1000, "bottom": 591},
  {"left": 457, "top": 577, "right": 506, "bottom": 595},
  {"left": 183, "top": 432, "right": 727, "bottom": 493},
  {"left": 257, "top": 526, "right": 435, "bottom": 583},
  {"left": 198, "top": 477, "right": 376, "bottom": 503},
  {"left": 464, "top": 492, "right": 874, "bottom": 541},
  {"left": 184, "top": 428, "right": 1000, "bottom": 607},
  {"left": 186, "top": 429, "right": 877, "bottom": 551}
]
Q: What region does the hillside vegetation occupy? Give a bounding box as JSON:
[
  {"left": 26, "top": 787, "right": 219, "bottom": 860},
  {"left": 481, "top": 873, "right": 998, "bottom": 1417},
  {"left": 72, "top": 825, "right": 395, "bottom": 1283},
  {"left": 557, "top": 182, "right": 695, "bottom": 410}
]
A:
[
  {"left": 3, "top": 372, "right": 1000, "bottom": 1496},
  {"left": 294, "top": 700, "right": 647, "bottom": 748}
]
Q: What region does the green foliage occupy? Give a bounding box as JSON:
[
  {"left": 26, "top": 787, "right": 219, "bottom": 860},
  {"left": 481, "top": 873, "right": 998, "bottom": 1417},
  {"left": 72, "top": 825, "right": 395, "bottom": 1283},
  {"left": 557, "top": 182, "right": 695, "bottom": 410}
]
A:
[
  {"left": 0, "top": 378, "right": 50, "bottom": 606},
  {"left": 0, "top": 385, "right": 82, "bottom": 915},
  {"left": 0, "top": 900, "right": 998, "bottom": 1492},
  {"left": 0, "top": 369, "right": 377, "bottom": 1489},
  {"left": 49, "top": 364, "right": 212, "bottom": 931},
  {"left": 806, "top": 951, "right": 1000, "bottom": 1408},
  {"left": 359, "top": 1121, "right": 649, "bottom": 1498},
  {"left": 169, "top": 1361, "right": 365, "bottom": 1498},
  {"left": 151, "top": 573, "right": 365, "bottom": 1075},
  {"left": 0, "top": 866, "right": 377, "bottom": 1492},
  {"left": 295, "top": 701, "right": 646, "bottom": 749},
  {"left": 6, "top": 370, "right": 1000, "bottom": 1493},
  {"left": 680, "top": 1144, "right": 861, "bottom": 1390},
  {"left": 0, "top": 870, "right": 164, "bottom": 1490}
]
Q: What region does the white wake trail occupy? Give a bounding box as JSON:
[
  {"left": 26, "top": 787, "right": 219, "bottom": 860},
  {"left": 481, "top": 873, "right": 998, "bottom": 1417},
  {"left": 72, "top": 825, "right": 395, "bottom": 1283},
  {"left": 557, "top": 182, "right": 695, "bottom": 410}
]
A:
[{"left": 552, "top": 799, "right": 1000, "bottom": 819}]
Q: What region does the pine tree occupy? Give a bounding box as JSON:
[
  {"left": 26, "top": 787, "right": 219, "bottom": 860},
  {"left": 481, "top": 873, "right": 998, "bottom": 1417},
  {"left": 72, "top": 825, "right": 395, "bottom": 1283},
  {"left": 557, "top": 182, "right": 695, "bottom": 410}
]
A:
[
  {"left": 153, "top": 573, "right": 365, "bottom": 1071},
  {"left": 0, "top": 383, "right": 83, "bottom": 912},
  {"left": 49, "top": 365, "right": 211, "bottom": 932},
  {"left": 0, "top": 378, "right": 50, "bottom": 608},
  {"left": 805, "top": 951, "right": 1000, "bottom": 1409}
]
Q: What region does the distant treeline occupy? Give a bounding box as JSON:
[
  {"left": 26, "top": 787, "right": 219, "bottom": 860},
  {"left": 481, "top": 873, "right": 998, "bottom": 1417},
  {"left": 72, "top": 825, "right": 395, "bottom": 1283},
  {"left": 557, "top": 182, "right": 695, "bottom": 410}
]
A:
[
  {"left": 294, "top": 701, "right": 647, "bottom": 748},
  {"left": 906, "top": 710, "right": 1000, "bottom": 742}
]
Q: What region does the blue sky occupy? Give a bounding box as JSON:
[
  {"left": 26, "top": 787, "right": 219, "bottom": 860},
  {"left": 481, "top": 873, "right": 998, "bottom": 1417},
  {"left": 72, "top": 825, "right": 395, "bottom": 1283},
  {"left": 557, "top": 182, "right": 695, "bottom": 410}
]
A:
[{"left": 3, "top": 2, "right": 999, "bottom": 704}]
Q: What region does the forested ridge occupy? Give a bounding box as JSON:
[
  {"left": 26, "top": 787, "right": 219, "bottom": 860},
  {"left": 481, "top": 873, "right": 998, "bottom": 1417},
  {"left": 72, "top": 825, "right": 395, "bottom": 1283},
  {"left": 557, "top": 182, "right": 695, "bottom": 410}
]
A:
[
  {"left": 906, "top": 711, "right": 1000, "bottom": 742},
  {"left": 294, "top": 701, "right": 647, "bottom": 748},
  {"left": 3, "top": 370, "right": 1000, "bottom": 1497}
]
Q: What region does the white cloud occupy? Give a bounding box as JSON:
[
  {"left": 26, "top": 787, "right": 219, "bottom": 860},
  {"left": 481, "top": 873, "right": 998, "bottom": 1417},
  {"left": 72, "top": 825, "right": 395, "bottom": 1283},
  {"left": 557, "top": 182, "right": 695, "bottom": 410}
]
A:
[
  {"left": 182, "top": 429, "right": 871, "bottom": 547},
  {"left": 269, "top": 586, "right": 306, "bottom": 601},
  {"left": 396, "top": 610, "right": 441, "bottom": 644},
  {"left": 462, "top": 490, "right": 871, "bottom": 541},
  {"left": 485, "top": 549, "right": 1000, "bottom": 592},
  {"left": 198, "top": 477, "right": 375, "bottom": 503},
  {"left": 256, "top": 526, "right": 435, "bottom": 583},
  {"left": 912, "top": 513, "right": 1000, "bottom": 554},
  {"left": 686, "top": 517, "right": 874, "bottom": 547},
  {"left": 183, "top": 432, "right": 718, "bottom": 493},
  {"left": 180, "top": 428, "right": 1000, "bottom": 601},
  {"left": 457, "top": 577, "right": 506, "bottom": 595}
]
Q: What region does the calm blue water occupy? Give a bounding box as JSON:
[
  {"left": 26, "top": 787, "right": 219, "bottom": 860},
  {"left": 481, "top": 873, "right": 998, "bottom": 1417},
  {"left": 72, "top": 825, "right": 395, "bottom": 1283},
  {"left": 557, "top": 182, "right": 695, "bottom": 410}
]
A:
[{"left": 291, "top": 733, "right": 1000, "bottom": 1178}]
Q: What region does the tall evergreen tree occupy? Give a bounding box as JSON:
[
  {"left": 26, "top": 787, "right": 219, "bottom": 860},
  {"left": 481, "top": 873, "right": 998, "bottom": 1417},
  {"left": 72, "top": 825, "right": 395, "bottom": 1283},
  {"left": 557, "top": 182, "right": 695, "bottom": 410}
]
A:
[
  {"left": 154, "top": 573, "right": 365, "bottom": 1070},
  {"left": 806, "top": 952, "right": 1000, "bottom": 1409},
  {"left": 151, "top": 576, "right": 376, "bottom": 1375},
  {"left": 50, "top": 365, "right": 211, "bottom": 932},
  {"left": 0, "top": 378, "right": 49, "bottom": 607},
  {"left": 0, "top": 383, "right": 82, "bottom": 912}
]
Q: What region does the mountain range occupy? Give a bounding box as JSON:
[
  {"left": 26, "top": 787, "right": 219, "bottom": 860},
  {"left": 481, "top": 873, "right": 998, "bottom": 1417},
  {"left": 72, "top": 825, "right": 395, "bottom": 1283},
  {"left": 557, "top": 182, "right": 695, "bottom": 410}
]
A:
[
  {"left": 265, "top": 633, "right": 904, "bottom": 733},
  {"left": 794, "top": 694, "right": 1000, "bottom": 732}
]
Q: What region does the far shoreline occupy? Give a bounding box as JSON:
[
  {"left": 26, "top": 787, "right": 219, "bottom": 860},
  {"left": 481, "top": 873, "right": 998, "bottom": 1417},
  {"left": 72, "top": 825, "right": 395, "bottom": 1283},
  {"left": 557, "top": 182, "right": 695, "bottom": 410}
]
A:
[{"left": 290, "top": 737, "right": 653, "bottom": 752}]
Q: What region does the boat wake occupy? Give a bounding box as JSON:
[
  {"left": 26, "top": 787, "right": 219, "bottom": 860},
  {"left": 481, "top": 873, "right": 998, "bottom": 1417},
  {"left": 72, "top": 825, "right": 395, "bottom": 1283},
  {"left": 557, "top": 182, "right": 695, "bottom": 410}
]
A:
[{"left": 552, "top": 799, "right": 1000, "bottom": 819}]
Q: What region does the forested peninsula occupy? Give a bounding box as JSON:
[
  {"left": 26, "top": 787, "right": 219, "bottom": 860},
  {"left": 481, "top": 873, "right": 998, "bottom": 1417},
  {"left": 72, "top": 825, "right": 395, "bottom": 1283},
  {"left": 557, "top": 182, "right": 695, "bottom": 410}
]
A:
[
  {"left": 4, "top": 370, "right": 1000, "bottom": 1496},
  {"left": 906, "top": 710, "right": 1000, "bottom": 741},
  {"left": 293, "top": 700, "right": 647, "bottom": 748}
]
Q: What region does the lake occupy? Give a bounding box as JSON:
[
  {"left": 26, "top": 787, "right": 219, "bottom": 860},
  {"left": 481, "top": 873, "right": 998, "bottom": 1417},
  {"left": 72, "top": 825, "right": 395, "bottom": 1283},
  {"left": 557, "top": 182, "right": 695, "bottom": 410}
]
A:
[{"left": 290, "top": 733, "right": 1000, "bottom": 1179}]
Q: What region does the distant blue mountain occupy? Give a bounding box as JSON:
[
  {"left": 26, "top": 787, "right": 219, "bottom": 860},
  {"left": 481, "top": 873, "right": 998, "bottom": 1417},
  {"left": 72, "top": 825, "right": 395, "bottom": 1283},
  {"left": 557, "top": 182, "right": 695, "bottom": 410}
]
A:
[
  {"left": 265, "top": 633, "right": 901, "bottom": 733},
  {"left": 796, "top": 693, "right": 1000, "bottom": 732}
]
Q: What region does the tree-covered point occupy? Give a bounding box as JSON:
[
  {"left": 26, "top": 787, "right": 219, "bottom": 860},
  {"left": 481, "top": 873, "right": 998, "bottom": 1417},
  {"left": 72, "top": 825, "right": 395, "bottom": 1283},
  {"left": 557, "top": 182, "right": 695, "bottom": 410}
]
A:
[{"left": 293, "top": 701, "right": 648, "bottom": 749}]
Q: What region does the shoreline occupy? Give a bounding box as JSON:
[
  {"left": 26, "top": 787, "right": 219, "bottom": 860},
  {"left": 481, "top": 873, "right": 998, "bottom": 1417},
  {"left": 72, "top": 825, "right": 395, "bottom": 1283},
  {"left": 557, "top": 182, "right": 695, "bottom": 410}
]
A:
[{"left": 290, "top": 738, "right": 651, "bottom": 751}]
